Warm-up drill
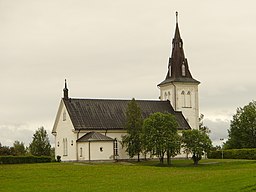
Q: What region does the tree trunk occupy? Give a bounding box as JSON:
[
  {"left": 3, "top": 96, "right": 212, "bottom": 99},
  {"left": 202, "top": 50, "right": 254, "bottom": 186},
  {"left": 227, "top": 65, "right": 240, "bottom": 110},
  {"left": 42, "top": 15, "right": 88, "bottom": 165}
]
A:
[
  {"left": 137, "top": 153, "right": 140, "bottom": 162},
  {"left": 167, "top": 150, "right": 170, "bottom": 165}
]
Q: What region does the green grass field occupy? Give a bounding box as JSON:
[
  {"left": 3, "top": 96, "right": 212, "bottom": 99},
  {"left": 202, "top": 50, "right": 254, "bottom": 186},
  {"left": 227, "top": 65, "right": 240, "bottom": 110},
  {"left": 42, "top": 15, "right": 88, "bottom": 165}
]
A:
[{"left": 0, "top": 159, "right": 256, "bottom": 192}]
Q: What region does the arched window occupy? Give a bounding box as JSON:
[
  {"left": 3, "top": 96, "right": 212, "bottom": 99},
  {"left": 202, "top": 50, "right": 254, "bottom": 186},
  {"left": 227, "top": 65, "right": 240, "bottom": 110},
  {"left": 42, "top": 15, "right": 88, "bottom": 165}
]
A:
[
  {"left": 168, "top": 91, "right": 171, "bottom": 101},
  {"left": 164, "top": 92, "right": 168, "bottom": 100},
  {"left": 181, "top": 91, "right": 185, "bottom": 107},
  {"left": 182, "top": 63, "right": 186, "bottom": 76},
  {"left": 80, "top": 147, "right": 83, "bottom": 157},
  {"left": 63, "top": 138, "right": 68, "bottom": 156},
  {"left": 186, "top": 91, "right": 192, "bottom": 108}
]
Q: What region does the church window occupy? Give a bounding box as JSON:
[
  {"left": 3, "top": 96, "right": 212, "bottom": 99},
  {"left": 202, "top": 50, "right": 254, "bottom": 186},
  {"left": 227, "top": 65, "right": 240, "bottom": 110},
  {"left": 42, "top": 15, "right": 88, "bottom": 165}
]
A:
[
  {"left": 100, "top": 147, "right": 103, "bottom": 152},
  {"left": 181, "top": 91, "right": 186, "bottom": 107},
  {"left": 114, "top": 140, "right": 118, "bottom": 156},
  {"left": 71, "top": 140, "right": 73, "bottom": 146},
  {"left": 80, "top": 147, "right": 83, "bottom": 157},
  {"left": 182, "top": 63, "right": 186, "bottom": 76},
  {"left": 179, "top": 42, "right": 182, "bottom": 48},
  {"left": 164, "top": 92, "right": 168, "bottom": 100},
  {"left": 63, "top": 111, "right": 66, "bottom": 121},
  {"left": 57, "top": 142, "right": 59, "bottom": 147},
  {"left": 63, "top": 138, "right": 68, "bottom": 156},
  {"left": 186, "top": 91, "right": 192, "bottom": 108},
  {"left": 168, "top": 91, "right": 171, "bottom": 100}
]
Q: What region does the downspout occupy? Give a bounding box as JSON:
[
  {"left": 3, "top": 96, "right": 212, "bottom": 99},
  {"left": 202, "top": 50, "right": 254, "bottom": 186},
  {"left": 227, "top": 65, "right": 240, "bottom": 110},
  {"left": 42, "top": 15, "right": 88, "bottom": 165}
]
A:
[
  {"left": 76, "top": 130, "right": 80, "bottom": 161},
  {"left": 88, "top": 141, "right": 91, "bottom": 162}
]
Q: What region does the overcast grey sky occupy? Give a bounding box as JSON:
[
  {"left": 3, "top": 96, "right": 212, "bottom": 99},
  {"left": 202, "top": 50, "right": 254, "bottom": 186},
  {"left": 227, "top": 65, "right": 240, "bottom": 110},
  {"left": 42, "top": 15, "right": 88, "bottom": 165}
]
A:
[{"left": 0, "top": 0, "right": 255, "bottom": 146}]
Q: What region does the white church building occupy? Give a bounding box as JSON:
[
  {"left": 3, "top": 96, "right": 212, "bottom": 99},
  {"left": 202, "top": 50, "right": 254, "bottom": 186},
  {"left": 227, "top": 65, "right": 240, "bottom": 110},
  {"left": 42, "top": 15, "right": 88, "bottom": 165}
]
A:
[{"left": 52, "top": 13, "right": 200, "bottom": 161}]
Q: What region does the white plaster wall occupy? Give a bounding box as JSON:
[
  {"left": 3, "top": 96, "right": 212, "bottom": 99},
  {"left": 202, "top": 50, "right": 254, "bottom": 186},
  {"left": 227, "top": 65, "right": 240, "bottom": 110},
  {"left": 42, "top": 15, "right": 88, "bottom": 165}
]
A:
[
  {"left": 159, "top": 82, "right": 199, "bottom": 129},
  {"left": 54, "top": 101, "right": 78, "bottom": 161},
  {"left": 90, "top": 141, "right": 114, "bottom": 161}
]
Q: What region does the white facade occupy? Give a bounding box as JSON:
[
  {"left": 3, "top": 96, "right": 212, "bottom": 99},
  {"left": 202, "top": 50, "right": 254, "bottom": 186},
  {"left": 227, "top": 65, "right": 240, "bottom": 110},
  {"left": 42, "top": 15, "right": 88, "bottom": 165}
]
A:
[
  {"left": 159, "top": 82, "right": 199, "bottom": 129},
  {"left": 52, "top": 100, "right": 130, "bottom": 161}
]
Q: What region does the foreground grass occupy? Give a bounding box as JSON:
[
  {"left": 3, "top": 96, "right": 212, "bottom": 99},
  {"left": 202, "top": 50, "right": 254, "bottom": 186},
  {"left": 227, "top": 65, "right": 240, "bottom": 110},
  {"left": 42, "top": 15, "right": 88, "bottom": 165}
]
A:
[{"left": 0, "top": 159, "right": 256, "bottom": 192}]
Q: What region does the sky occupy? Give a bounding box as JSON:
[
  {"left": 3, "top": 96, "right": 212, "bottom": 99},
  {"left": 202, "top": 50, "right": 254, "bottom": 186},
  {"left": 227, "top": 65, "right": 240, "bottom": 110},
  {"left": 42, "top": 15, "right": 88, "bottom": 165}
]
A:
[{"left": 0, "top": 0, "right": 255, "bottom": 147}]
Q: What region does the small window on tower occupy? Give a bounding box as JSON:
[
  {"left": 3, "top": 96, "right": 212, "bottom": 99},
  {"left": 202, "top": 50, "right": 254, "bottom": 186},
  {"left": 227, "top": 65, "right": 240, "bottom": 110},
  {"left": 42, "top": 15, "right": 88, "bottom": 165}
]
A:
[{"left": 182, "top": 63, "right": 186, "bottom": 76}]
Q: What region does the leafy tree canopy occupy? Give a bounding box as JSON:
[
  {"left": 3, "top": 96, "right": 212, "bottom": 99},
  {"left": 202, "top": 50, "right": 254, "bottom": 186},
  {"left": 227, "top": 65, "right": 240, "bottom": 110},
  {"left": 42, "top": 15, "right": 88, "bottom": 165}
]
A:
[
  {"left": 13, "top": 141, "right": 26, "bottom": 156},
  {"left": 182, "top": 129, "right": 212, "bottom": 165},
  {"left": 29, "top": 127, "right": 51, "bottom": 156},
  {"left": 225, "top": 101, "right": 256, "bottom": 149},
  {"left": 143, "top": 112, "right": 180, "bottom": 164}
]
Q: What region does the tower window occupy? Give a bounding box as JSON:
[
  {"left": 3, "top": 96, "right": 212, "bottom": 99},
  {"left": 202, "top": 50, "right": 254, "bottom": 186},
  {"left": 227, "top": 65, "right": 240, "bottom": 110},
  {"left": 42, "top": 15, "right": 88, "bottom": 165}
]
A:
[
  {"left": 182, "top": 63, "right": 186, "bottom": 76},
  {"left": 164, "top": 92, "right": 168, "bottom": 100},
  {"left": 181, "top": 91, "right": 186, "bottom": 107},
  {"left": 186, "top": 91, "right": 192, "bottom": 108}
]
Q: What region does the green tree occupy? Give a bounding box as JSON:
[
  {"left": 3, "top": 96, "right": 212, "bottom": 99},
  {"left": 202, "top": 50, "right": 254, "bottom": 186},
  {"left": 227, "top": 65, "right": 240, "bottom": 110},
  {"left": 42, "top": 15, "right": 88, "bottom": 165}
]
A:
[
  {"left": 29, "top": 127, "right": 51, "bottom": 156},
  {"left": 199, "top": 114, "right": 211, "bottom": 134},
  {"left": 13, "top": 140, "right": 26, "bottom": 156},
  {"left": 143, "top": 112, "right": 180, "bottom": 164},
  {"left": 225, "top": 101, "right": 256, "bottom": 149},
  {"left": 122, "top": 98, "right": 143, "bottom": 161},
  {"left": 182, "top": 129, "right": 212, "bottom": 166}
]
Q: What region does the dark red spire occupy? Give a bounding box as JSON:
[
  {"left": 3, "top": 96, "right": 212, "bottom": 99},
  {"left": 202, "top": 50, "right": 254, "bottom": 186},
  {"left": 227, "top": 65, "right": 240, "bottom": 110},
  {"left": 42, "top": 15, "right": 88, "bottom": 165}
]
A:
[{"left": 158, "top": 12, "right": 199, "bottom": 86}]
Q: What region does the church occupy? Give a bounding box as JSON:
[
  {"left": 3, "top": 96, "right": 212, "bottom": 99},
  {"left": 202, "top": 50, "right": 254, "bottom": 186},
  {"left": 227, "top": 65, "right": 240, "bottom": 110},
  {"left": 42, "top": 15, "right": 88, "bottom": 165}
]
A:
[{"left": 52, "top": 12, "right": 200, "bottom": 161}]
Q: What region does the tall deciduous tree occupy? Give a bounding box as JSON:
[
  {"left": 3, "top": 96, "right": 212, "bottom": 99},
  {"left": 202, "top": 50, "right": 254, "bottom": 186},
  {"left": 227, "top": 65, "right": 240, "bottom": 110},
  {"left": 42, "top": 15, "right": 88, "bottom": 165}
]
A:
[
  {"left": 29, "top": 127, "right": 51, "bottom": 156},
  {"left": 143, "top": 112, "right": 180, "bottom": 164},
  {"left": 122, "top": 98, "right": 143, "bottom": 161},
  {"left": 225, "top": 101, "right": 256, "bottom": 149},
  {"left": 182, "top": 129, "right": 212, "bottom": 166},
  {"left": 13, "top": 140, "right": 26, "bottom": 156}
]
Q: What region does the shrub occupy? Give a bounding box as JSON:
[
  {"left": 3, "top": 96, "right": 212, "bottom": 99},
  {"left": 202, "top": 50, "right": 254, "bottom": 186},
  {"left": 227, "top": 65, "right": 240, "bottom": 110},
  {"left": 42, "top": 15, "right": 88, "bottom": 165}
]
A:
[
  {"left": 208, "top": 148, "right": 256, "bottom": 160},
  {"left": 0, "top": 156, "right": 51, "bottom": 164}
]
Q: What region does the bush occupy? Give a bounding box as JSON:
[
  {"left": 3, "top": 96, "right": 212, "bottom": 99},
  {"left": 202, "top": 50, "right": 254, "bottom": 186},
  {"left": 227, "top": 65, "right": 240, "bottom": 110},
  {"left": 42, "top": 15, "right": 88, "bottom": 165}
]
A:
[
  {"left": 208, "top": 148, "right": 256, "bottom": 160},
  {"left": 0, "top": 156, "right": 51, "bottom": 164}
]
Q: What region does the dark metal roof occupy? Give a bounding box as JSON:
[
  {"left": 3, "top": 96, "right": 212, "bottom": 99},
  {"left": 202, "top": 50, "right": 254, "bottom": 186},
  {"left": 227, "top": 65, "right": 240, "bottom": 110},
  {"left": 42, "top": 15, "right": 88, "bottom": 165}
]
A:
[
  {"left": 158, "top": 13, "right": 200, "bottom": 86},
  {"left": 63, "top": 98, "right": 190, "bottom": 131},
  {"left": 77, "top": 132, "right": 114, "bottom": 142}
]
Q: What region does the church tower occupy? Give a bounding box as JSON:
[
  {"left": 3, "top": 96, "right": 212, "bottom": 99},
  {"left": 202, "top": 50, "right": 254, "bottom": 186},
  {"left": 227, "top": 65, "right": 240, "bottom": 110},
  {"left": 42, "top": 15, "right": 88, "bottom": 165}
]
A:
[{"left": 158, "top": 12, "right": 200, "bottom": 129}]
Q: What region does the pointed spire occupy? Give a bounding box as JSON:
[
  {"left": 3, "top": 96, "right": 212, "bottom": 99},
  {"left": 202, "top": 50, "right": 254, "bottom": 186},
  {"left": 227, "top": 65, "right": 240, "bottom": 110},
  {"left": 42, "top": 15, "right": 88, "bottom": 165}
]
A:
[
  {"left": 176, "top": 11, "right": 178, "bottom": 24},
  {"left": 63, "top": 79, "right": 69, "bottom": 100},
  {"left": 158, "top": 12, "right": 200, "bottom": 86}
]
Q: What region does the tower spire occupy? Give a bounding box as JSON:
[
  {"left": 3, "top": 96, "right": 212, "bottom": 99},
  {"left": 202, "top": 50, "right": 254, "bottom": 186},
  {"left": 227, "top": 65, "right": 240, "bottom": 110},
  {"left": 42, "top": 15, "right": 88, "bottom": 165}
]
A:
[
  {"left": 176, "top": 11, "right": 178, "bottom": 24},
  {"left": 63, "top": 79, "right": 69, "bottom": 100}
]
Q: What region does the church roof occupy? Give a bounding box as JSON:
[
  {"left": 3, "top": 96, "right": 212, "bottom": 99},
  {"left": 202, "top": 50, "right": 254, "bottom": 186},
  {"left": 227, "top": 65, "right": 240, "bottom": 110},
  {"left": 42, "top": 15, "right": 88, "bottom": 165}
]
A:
[
  {"left": 63, "top": 98, "right": 190, "bottom": 131},
  {"left": 77, "top": 132, "right": 114, "bottom": 142},
  {"left": 158, "top": 12, "right": 200, "bottom": 86}
]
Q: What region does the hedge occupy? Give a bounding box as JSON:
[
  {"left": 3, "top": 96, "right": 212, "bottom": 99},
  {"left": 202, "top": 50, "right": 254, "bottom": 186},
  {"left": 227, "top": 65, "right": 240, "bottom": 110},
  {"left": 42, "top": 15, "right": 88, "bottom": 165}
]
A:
[
  {"left": 0, "top": 156, "right": 51, "bottom": 164},
  {"left": 208, "top": 148, "right": 256, "bottom": 160}
]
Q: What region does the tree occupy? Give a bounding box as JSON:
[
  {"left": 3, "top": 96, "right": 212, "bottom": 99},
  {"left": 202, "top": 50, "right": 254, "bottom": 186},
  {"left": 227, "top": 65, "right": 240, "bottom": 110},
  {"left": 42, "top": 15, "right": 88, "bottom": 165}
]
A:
[
  {"left": 13, "top": 140, "right": 26, "bottom": 156},
  {"left": 143, "top": 112, "right": 180, "bottom": 164},
  {"left": 225, "top": 101, "right": 256, "bottom": 149},
  {"left": 29, "top": 127, "right": 51, "bottom": 156},
  {"left": 182, "top": 129, "right": 212, "bottom": 166},
  {"left": 199, "top": 114, "right": 211, "bottom": 134},
  {"left": 122, "top": 98, "right": 143, "bottom": 161}
]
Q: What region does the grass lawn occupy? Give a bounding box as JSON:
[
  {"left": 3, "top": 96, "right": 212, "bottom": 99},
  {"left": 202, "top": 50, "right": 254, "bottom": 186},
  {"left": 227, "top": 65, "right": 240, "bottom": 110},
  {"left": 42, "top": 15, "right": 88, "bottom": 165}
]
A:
[{"left": 0, "top": 159, "right": 256, "bottom": 192}]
